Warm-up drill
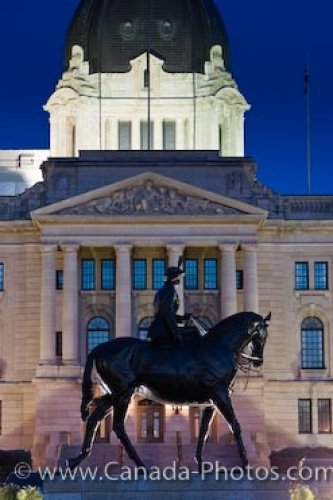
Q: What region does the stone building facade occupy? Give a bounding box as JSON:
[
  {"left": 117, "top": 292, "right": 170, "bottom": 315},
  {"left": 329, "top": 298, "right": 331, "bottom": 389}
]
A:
[{"left": 0, "top": 0, "right": 333, "bottom": 469}]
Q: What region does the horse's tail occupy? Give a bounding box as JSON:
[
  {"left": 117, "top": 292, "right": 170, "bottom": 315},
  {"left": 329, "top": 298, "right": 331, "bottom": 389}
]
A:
[{"left": 80, "top": 352, "right": 95, "bottom": 421}]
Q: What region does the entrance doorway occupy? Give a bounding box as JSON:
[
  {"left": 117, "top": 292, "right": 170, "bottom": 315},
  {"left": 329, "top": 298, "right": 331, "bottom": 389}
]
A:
[{"left": 137, "top": 399, "right": 164, "bottom": 443}]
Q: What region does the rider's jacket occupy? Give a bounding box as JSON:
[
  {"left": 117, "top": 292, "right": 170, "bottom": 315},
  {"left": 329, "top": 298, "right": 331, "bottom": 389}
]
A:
[{"left": 148, "top": 280, "right": 186, "bottom": 343}]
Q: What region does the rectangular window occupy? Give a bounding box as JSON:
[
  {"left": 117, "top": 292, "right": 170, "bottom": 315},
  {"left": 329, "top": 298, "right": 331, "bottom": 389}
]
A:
[
  {"left": 163, "top": 121, "right": 176, "bottom": 150},
  {"left": 298, "top": 399, "right": 312, "bottom": 434},
  {"left": 81, "top": 259, "right": 95, "bottom": 290},
  {"left": 0, "top": 263, "right": 4, "bottom": 291},
  {"left": 133, "top": 259, "right": 147, "bottom": 290},
  {"left": 140, "top": 121, "right": 154, "bottom": 150},
  {"left": 295, "top": 262, "right": 309, "bottom": 290},
  {"left": 314, "top": 262, "right": 328, "bottom": 290},
  {"left": 101, "top": 259, "right": 115, "bottom": 290},
  {"left": 301, "top": 329, "right": 324, "bottom": 369},
  {"left": 153, "top": 259, "right": 166, "bottom": 290},
  {"left": 56, "top": 270, "right": 63, "bottom": 290},
  {"left": 204, "top": 259, "right": 218, "bottom": 289},
  {"left": 56, "top": 332, "right": 62, "bottom": 358},
  {"left": 236, "top": 270, "right": 244, "bottom": 290},
  {"left": 118, "top": 121, "right": 132, "bottom": 150},
  {"left": 185, "top": 259, "right": 199, "bottom": 290},
  {"left": 318, "top": 399, "right": 332, "bottom": 433},
  {"left": 144, "top": 69, "right": 149, "bottom": 88}
]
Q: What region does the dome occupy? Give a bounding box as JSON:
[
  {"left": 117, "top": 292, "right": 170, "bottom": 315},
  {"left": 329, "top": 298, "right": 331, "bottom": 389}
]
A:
[{"left": 65, "top": 0, "right": 230, "bottom": 74}]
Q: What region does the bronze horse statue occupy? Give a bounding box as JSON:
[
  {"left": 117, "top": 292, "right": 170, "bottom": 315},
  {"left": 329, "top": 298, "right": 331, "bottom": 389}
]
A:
[{"left": 68, "top": 311, "right": 270, "bottom": 471}]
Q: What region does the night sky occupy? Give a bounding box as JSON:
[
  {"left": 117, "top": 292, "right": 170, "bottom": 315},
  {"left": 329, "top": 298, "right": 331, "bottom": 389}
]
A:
[{"left": 0, "top": 1, "right": 331, "bottom": 195}]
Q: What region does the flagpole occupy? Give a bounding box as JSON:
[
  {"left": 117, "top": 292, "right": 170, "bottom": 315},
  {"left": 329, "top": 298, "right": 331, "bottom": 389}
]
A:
[
  {"left": 305, "top": 62, "right": 311, "bottom": 195},
  {"left": 147, "top": 0, "right": 152, "bottom": 150}
]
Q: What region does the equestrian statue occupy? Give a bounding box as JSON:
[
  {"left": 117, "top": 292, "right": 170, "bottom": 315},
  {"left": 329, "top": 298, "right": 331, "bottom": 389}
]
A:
[{"left": 68, "top": 258, "right": 271, "bottom": 471}]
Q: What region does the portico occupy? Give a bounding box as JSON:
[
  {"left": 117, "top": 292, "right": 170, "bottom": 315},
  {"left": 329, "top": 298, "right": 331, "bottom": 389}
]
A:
[{"left": 33, "top": 172, "right": 266, "bottom": 372}]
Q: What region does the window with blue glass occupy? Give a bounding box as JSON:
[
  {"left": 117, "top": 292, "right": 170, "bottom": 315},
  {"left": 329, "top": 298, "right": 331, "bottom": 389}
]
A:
[
  {"left": 101, "top": 259, "right": 115, "bottom": 290},
  {"left": 185, "top": 259, "right": 198, "bottom": 290},
  {"left": 133, "top": 259, "right": 147, "bottom": 290},
  {"left": 0, "top": 263, "right": 4, "bottom": 291},
  {"left": 87, "top": 317, "right": 110, "bottom": 353},
  {"left": 204, "top": 259, "right": 217, "bottom": 289},
  {"left": 236, "top": 270, "right": 244, "bottom": 290},
  {"left": 301, "top": 317, "right": 324, "bottom": 369},
  {"left": 295, "top": 262, "right": 309, "bottom": 290},
  {"left": 153, "top": 259, "right": 166, "bottom": 289},
  {"left": 81, "top": 259, "right": 95, "bottom": 290},
  {"left": 314, "top": 262, "right": 328, "bottom": 290},
  {"left": 56, "top": 270, "right": 63, "bottom": 290}
]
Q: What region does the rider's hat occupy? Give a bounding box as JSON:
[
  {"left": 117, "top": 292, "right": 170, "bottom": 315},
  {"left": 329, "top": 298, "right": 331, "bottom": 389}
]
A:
[
  {"left": 165, "top": 266, "right": 184, "bottom": 280},
  {"left": 165, "top": 256, "right": 184, "bottom": 280}
]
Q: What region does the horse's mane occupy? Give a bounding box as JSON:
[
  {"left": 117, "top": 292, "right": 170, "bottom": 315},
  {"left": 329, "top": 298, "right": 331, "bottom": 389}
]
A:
[{"left": 205, "top": 312, "right": 263, "bottom": 340}]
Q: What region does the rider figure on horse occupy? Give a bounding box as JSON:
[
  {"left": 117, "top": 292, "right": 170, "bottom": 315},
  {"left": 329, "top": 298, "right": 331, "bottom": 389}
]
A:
[{"left": 148, "top": 257, "right": 192, "bottom": 345}]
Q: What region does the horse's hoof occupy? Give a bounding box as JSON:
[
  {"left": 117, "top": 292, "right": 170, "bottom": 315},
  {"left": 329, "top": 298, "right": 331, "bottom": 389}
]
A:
[
  {"left": 66, "top": 456, "right": 82, "bottom": 470},
  {"left": 241, "top": 460, "right": 249, "bottom": 472},
  {"left": 136, "top": 465, "right": 148, "bottom": 475},
  {"left": 194, "top": 457, "right": 202, "bottom": 474}
]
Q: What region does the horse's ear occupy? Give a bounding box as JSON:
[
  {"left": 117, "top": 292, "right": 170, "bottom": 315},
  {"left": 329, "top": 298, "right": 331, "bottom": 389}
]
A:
[
  {"left": 264, "top": 312, "right": 271, "bottom": 323},
  {"left": 178, "top": 256, "right": 183, "bottom": 269}
]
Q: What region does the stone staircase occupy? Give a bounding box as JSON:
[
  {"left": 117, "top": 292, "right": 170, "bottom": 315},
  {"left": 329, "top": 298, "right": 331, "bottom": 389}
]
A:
[{"left": 59, "top": 440, "right": 243, "bottom": 471}]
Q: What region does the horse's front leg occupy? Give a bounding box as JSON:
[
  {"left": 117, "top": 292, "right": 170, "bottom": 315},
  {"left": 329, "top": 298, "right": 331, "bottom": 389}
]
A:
[
  {"left": 113, "top": 394, "right": 147, "bottom": 470},
  {"left": 67, "top": 395, "right": 113, "bottom": 470},
  {"left": 195, "top": 406, "right": 215, "bottom": 473},
  {"left": 211, "top": 388, "right": 248, "bottom": 470}
]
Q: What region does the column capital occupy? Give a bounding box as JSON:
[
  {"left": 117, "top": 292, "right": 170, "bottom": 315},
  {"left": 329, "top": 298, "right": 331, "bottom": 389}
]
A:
[
  {"left": 166, "top": 243, "right": 185, "bottom": 255},
  {"left": 61, "top": 244, "right": 79, "bottom": 254},
  {"left": 40, "top": 244, "right": 57, "bottom": 254},
  {"left": 219, "top": 244, "right": 238, "bottom": 253},
  {"left": 114, "top": 243, "right": 133, "bottom": 254}
]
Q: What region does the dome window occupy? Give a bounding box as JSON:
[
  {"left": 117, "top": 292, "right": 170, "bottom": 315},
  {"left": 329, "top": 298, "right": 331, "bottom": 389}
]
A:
[
  {"left": 159, "top": 20, "right": 175, "bottom": 41},
  {"left": 120, "top": 20, "right": 136, "bottom": 41}
]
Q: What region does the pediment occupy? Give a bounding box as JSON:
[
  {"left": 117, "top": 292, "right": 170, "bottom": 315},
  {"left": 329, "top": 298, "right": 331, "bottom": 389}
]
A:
[{"left": 32, "top": 172, "right": 267, "bottom": 219}]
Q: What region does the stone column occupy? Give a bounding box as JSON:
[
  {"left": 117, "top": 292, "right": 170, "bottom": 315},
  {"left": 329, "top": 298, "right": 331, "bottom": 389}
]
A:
[
  {"left": 244, "top": 245, "right": 259, "bottom": 313},
  {"left": 39, "top": 246, "right": 57, "bottom": 365},
  {"left": 220, "top": 245, "right": 237, "bottom": 319},
  {"left": 115, "top": 244, "right": 133, "bottom": 337},
  {"left": 132, "top": 119, "right": 141, "bottom": 150},
  {"left": 155, "top": 119, "right": 163, "bottom": 150},
  {"left": 176, "top": 119, "right": 185, "bottom": 150},
  {"left": 167, "top": 244, "right": 185, "bottom": 315},
  {"left": 62, "top": 246, "right": 79, "bottom": 365}
]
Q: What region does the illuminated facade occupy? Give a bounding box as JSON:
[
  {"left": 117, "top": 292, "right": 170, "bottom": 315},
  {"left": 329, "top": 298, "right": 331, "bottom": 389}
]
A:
[{"left": 0, "top": 0, "right": 333, "bottom": 469}]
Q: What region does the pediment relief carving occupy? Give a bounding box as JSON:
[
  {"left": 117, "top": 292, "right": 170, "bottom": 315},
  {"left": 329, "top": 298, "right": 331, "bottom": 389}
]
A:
[{"left": 54, "top": 180, "right": 246, "bottom": 217}]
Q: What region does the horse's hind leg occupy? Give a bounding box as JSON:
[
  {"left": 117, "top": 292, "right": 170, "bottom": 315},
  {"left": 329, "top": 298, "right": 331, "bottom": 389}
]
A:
[
  {"left": 113, "top": 394, "right": 146, "bottom": 470},
  {"left": 195, "top": 406, "right": 216, "bottom": 472},
  {"left": 212, "top": 388, "right": 248, "bottom": 469},
  {"left": 67, "top": 394, "right": 113, "bottom": 470}
]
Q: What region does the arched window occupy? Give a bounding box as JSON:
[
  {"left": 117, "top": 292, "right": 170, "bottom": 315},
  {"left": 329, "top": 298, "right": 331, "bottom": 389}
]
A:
[
  {"left": 87, "top": 317, "right": 110, "bottom": 353},
  {"left": 301, "top": 317, "right": 324, "bottom": 369},
  {"left": 138, "top": 317, "right": 154, "bottom": 341}
]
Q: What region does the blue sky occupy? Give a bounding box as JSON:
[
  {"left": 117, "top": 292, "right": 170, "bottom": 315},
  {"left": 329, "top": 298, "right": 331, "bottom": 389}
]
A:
[{"left": 0, "top": 0, "right": 331, "bottom": 195}]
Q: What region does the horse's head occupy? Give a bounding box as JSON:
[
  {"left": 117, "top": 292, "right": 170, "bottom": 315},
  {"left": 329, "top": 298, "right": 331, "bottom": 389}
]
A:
[{"left": 240, "top": 312, "right": 271, "bottom": 368}]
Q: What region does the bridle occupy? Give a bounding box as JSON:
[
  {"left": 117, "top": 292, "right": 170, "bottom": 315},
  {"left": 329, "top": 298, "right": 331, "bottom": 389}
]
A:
[
  {"left": 238, "top": 323, "right": 265, "bottom": 364},
  {"left": 236, "top": 313, "right": 270, "bottom": 372}
]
